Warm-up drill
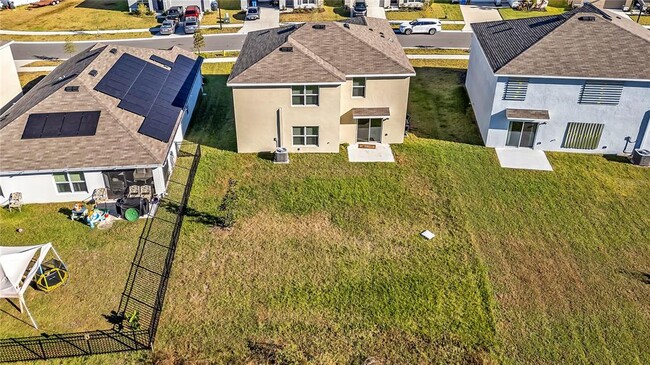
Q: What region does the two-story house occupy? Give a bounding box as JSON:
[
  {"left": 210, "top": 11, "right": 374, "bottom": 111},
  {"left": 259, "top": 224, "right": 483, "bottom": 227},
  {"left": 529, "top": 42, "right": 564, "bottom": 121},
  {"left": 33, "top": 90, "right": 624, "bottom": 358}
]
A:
[
  {"left": 227, "top": 17, "right": 415, "bottom": 154},
  {"left": 465, "top": 4, "right": 650, "bottom": 156}
]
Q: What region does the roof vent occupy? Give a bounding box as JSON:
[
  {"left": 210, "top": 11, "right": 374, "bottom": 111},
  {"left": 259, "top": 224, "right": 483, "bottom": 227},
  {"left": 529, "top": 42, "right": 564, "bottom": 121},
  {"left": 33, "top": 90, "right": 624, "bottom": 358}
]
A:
[
  {"left": 279, "top": 46, "right": 293, "bottom": 52},
  {"left": 89, "top": 69, "right": 98, "bottom": 77},
  {"left": 312, "top": 24, "right": 326, "bottom": 30},
  {"left": 578, "top": 16, "right": 596, "bottom": 21},
  {"left": 109, "top": 48, "right": 118, "bottom": 54},
  {"left": 344, "top": 23, "right": 350, "bottom": 29},
  {"left": 64, "top": 86, "right": 80, "bottom": 92}
]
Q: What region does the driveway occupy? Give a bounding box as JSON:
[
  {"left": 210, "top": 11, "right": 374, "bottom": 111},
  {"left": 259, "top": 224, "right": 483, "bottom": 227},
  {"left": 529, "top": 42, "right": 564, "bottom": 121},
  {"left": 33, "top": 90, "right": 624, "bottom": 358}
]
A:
[
  {"left": 367, "top": 7, "right": 387, "bottom": 19},
  {"left": 460, "top": 4, "right": 502, "bottom": 31},
  {"left": 239, "top": 5, "right": 280, "bottom": 33}
]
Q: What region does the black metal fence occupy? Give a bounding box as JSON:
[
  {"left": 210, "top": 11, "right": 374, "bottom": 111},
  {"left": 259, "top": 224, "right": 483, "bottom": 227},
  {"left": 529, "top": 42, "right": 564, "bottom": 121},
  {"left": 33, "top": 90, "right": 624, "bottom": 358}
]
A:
[{"left": 0, "top": 143, "right": 201, "bottom": 363}]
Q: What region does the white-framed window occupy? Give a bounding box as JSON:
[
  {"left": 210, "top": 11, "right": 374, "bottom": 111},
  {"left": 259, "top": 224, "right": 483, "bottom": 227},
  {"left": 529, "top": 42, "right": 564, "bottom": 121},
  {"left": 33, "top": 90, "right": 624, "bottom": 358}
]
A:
[
  {"left": 53, "top": 172, "right": 87, "bottom": 193},
  {"left": 292, "top": 126, "right": 319, "bottom": 146},
  {"left": 352, "top": 78, "right": 366, "bottom": 98},
  {"left": 292, "top": 85, "right": 319, "bottom": 106}
]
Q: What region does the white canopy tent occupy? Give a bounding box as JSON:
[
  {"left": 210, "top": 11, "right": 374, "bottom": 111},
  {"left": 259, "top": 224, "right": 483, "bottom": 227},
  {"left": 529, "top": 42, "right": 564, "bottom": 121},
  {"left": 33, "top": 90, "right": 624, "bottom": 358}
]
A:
[{"left": 0, "top": 243, "right": 64, "bottom": 329}]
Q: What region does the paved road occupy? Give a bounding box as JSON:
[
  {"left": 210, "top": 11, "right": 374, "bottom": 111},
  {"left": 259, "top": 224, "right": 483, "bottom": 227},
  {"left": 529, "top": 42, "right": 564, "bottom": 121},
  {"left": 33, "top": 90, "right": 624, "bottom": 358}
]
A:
[{"left": 10, "top": 31, "right": 471, "bottom": 60}]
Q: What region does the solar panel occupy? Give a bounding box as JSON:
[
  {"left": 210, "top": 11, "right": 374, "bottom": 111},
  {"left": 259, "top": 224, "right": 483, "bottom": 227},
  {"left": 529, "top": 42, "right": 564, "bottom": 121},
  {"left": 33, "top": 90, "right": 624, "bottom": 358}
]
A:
[
  {"left": 21, "top": 111, "right": 100, "bottom": 139},
  {"left": 150, "top": 55, "right": 174, "bottom": 68},
  {"left": 94, "top": 54, "right": 147, "bottom": 99},
  {"left": 118, "top": 62, "right": 169, "bottom": 116}
]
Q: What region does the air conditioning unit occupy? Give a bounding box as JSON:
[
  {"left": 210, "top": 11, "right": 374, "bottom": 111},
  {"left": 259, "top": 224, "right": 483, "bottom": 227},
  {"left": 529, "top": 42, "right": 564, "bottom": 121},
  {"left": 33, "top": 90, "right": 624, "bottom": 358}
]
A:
[
  {"left": 273, "top": 147, "right": 289, "bottom": 164},
  {"left": 632, "top": 149, "right": 650, "bottom": 166}
]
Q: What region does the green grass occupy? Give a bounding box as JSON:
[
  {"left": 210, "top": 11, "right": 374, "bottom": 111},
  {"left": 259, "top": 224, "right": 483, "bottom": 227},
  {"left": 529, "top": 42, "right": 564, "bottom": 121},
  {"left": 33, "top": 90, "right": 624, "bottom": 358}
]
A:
[
  {"left": 404, "top": 48, "right": 469, "bottom": 55},
  {"left": 23, "top": 60, "right": 64, "bottom": 67},
  {"left": 2, "top": 60, "right": 649, "bottom": 364},
  {"left": 633, "top": 15, "right": 650, "bottom": 25},
  {"left": 0, "top": 0, "right": 158, "bottom": 31},
  {"left": 18, "top": 72, "right": 49, "bottom": 93},
  {"left": 499, "top": 6, "right": 565, "bottom": 19},
  {"left": 386, "top": 3, "right": 464, "bottom": 21},
  {"left": 279, "top": 5, "right": 349, "bottom": 23},
  {"left": 0, "top": 32, "right": 154, "bottom": 42}
]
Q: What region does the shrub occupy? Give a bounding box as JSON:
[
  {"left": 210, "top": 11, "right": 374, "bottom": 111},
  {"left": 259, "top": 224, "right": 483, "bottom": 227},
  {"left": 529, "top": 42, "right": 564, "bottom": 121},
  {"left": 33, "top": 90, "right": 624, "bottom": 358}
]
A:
[{"left": 215, "top": 179, "right": 238, "bottom": 229}]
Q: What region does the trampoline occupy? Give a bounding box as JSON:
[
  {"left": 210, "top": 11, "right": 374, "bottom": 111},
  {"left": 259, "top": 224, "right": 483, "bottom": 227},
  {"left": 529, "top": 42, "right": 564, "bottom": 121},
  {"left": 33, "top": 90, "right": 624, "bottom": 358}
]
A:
[{"left": 35, "top": 259, "right": 69, "bottom": 293}]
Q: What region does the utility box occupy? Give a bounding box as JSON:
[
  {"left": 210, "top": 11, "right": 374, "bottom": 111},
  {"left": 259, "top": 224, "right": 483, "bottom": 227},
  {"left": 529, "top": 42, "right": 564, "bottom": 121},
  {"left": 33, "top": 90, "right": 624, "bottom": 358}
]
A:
[{"left": 632, "top": 148, "right": 650, "bottom": 166}]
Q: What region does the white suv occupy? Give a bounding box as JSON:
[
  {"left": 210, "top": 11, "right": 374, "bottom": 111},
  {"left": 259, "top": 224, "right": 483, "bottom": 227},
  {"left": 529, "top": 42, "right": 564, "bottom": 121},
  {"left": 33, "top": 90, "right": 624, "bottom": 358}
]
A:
[{"left": 399, "top": 18, "right": 442, "bottom": 35}]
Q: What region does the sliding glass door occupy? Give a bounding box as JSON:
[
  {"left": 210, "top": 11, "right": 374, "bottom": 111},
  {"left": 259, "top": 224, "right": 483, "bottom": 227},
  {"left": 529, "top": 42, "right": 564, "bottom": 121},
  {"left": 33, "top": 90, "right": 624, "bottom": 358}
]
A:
[
  {"left": 357, "top": 119, "right": 383, "bottom": 143},
  {"left": 506, "top": 121, "right": 538, "bottom": 148}
]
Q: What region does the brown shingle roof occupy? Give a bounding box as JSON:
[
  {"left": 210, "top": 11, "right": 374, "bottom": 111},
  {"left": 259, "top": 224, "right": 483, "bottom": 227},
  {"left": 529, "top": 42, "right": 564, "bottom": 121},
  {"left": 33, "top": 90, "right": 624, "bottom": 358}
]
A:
[
  {"left": 472, "top": 4, "right": 650, "bottom": 80},
  {"left": 0, "top": 44, "right": 199, "bottom": 174},
  {"left": 352, "top": 107, "right": 391, "bottom": 118},
  {"left": 506, "top": 108, "right": 550, "bottom": 120},
  {"left": 228, "top": 17, "right": 415, "bottom": 85}
]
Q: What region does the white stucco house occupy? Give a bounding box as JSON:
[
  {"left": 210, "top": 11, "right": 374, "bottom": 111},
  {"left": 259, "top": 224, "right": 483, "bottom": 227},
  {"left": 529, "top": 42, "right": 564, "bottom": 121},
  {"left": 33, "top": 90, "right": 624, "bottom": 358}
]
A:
[
  {"left": 466, "top": 4, "right": 650, "bottom": 155},
  {"left": 0, "top": 41, "right": 22, "bottom": 116},
  {"left": 0, "top": 44, "right": 203, "bottom": 204}
]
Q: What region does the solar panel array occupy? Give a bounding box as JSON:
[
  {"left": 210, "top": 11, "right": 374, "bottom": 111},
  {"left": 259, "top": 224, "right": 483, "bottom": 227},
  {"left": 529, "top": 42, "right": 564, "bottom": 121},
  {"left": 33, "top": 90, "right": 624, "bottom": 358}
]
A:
[
  {"left": 21, "top": 111, "right": 100, "bottom": 139},
  {"left": 94, "top": 53, "right": 202, "bottom": 143}
]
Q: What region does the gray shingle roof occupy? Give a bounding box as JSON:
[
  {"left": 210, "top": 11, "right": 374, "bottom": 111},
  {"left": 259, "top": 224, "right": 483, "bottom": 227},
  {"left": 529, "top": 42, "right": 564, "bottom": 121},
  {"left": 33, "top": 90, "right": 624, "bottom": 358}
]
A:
[
  {"left": 471, "top": 4, "right": 650, "bottom": 80},
  {"left": 228, "top": 17, "right": 415, "bottom": 85},
  {"left": 0, "top": 44, "right": 200, "bottom": 174}
]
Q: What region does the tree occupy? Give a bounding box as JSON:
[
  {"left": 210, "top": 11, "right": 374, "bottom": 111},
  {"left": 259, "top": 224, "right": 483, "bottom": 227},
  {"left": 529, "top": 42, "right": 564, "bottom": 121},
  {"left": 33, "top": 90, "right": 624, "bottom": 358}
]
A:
[
  {"left": 193, "top": 31, "right": 205, "bottom": 55},
  {"left": 63, "top": 39, "right": 76, "bottom": 57}
]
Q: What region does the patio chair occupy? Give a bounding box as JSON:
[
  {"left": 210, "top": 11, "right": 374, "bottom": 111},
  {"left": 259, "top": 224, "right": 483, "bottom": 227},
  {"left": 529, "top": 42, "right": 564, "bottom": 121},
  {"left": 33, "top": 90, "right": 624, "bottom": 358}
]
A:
[
  {"left": 126, "top": 185, "right": 141, "bottom": 199},
  {"left": 8, "top": 192, "right": 22, "bottom": 212},
  {"left": 92, "top": 188, "right": 108, "bottom": 209},
  {"left": 140, "top": 185, "right": 153, "bottom": 201}
]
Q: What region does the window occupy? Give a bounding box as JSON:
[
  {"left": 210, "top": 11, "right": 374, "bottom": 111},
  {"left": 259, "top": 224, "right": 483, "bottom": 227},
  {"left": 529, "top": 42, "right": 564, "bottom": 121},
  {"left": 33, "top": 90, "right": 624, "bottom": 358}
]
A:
[
  {"left": 503, "top": 78, "right": 529, "bottom": 101},
  {"left": 579, "top": 80, "right": 624, "bottom": 105},
  {"left": 352, "top": 78, "right": 366, "bottom": 97},
  {"left": 562, "top": 122, "right": 604, "bottom": 150},
  {"left": 292, "top": 126, "right": 319, "bottom": 146},
  {"left": 291, "top": 86, "right": 319, "bottom": 106},
  {"left": 53, "top": 172, "right": 87, "bottom": 193}
]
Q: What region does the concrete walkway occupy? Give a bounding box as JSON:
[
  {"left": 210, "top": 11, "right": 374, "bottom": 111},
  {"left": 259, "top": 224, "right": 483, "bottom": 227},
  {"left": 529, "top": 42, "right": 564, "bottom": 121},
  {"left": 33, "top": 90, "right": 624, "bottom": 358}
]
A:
[
  {"left": 367, "top": 7, "right": 387, "bottom": 19},
  {"left": 495, "top": 148, "right": 553, "bottom": 171},
  {"left": 239, "top": 5, "right": 280, "bottom": 33},
  {"left": 460, "top": 4, "right": 502, "bottom": 31}
]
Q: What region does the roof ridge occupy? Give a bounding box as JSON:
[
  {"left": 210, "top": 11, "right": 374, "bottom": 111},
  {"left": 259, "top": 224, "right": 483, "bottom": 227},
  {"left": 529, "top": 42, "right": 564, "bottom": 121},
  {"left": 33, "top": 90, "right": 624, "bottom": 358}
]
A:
[
  {"left": 287, "top": 37, "right": 346, "bottom": 81},
  {"left": 335, "top": 20, "right": 413, "bottom": 74}
]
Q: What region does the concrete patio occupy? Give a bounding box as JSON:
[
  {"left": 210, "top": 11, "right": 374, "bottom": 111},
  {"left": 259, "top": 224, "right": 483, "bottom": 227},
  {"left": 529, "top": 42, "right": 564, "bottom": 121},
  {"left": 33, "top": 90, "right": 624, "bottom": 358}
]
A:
[
  {"left": 495, "top": 148, "right": 553, "bottom": 171},
  {"left": 347, "top": 143, "right": 395, "bottom": 163}
]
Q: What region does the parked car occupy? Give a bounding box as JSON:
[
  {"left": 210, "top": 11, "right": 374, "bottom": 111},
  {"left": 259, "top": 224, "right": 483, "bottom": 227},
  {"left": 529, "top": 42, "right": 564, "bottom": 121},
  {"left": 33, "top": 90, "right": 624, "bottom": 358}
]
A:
[
  {"left": 352, "top": 1, "right": 367, "bottom": 17},
  {"left": 166, "top": 6, "right": 184, "bottom": 21},
  {"left": 184, "top": 16, "right": 200, "bottom": 34},
  {"left": 159, "top": 19, "right": 177, "bottom": 35},
  {"left": 185, "top": 5, "right": 201, "bottom": 19},
  {"left": 399, "top": 18, "right": 442, "bottom": 35},
  {"left": 245, "top": 6, "right": 260, "bottom": 20}
]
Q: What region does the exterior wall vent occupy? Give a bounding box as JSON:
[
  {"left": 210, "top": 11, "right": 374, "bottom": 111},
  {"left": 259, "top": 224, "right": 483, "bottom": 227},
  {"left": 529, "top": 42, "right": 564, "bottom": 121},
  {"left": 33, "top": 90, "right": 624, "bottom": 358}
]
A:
[
  {"left": 503, "top": 78, "right": 529, "bottom": 101},
  {"left": 562, "top": 122, "right": 605, "bottom": 150},
  {"left": 279, "top": 46, "right": 294, "bottom": 52},
  {"left": 579, "top": 80, "right": 624, "bottom": 105}
]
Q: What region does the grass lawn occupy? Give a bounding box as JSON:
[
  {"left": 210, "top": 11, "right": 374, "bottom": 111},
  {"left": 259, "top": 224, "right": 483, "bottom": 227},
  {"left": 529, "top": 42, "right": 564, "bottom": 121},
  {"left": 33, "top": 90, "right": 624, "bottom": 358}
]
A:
[
  {"left": 404, "top": 48, "right": 469, "bottom": 55},
  {"left": 280, "top": 5, "right": 349, "bottom": 23},
  {"left": 632, "top": 15, "right": 650, "bottom": 25},
  {"left": 18, "top": 72, "right": 49, "bottom": 93},
  {"left": 386, "top": 3, "right": 464, "bottom": 21},
  {"left": 23, "top": 60, "right": 64, "bottom": 67},
  {"left": 0, "top": 32, "right": 154, "bottom": 42},
  {"left": 0, "top": 0, "right": 158, "bottom": 31},
  {"left": 2, "top": 60, "right": 649, "bottom": 364},
  {"left": 499, "top": 6, "right": 565, "bottom": 19}
]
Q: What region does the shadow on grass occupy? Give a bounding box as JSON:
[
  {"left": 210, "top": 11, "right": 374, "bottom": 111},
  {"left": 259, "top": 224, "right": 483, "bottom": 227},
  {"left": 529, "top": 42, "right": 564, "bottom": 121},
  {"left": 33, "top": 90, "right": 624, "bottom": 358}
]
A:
[
  {"left": 22, "top": 75, "right": 46, "bottom": 94},
  {"left": 161, "top": 201, "right": 218, "bottom": 226},
  {"left": 603, "top": 154, "right": 632, "bottom": 164},
  {"left": 0, "top": 306, "right": 34, "bottom": 329},
  {"left": 76, "top": 0, "right": 129, "bottom": 12},
  {"left": 619, "top": 269, "right": 650, "bottom": 285},
  {"left": 408, "top": 67, "right": 483, "bottom": 145},
  {"left": 233, "top": 11, "right": 247, "bottom": 22},
  {"left": 256, "top": 151, "right": 274, "bottom": 161}
]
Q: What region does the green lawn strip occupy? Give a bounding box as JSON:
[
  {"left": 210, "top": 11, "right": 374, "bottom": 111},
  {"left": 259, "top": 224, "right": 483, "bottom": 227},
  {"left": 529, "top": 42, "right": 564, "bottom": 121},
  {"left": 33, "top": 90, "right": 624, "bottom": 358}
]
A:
[
  {"left": 23, "top": 60, "right": 64, "bottom": 67},
  {"left": 498, "top": 6, "right": 565, "bottom": 19},
  {"left": 18, "top": 72, "right": 49, "bottom": 93},
  {"left": 279, "top": 5, "right": 349, "bottom": 23},
  {"left": 0, "top": 32, "right": 154, "bottom": 42},
  {"left": 631, "top": 15, "right": 650, "bottom": 25},
  {"left": 404, "top": 48, "right": 469, "bottom": 55},
  {"left": 0, "top": 0, "right": 158, "bottom": 31},
  {"left": 199, "top": 50, "right": 240, "bottom": 58},
  {"left": 386, "top": 3, "right": 463, "bottom": 21}
]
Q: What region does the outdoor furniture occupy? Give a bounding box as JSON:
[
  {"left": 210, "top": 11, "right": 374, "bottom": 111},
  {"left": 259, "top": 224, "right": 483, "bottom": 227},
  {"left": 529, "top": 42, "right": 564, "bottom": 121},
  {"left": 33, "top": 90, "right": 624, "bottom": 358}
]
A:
[
  {"left": 8, "top": 192, "right": 22, "bottom": 212},
  {"left": 127, "top": 185, "right": 141, "bottom": 199},
  {"left": 116, "top": 197, "right": 150, "bottom": 219},
  {"left": 70, "top": 202, "right": 88, "bottom": 221},
  {"left": 140, "top": 185, "right": 153, "bottom": 201},
  {"left": 92, "top": 188, "right": 108, "bottom": 209}
]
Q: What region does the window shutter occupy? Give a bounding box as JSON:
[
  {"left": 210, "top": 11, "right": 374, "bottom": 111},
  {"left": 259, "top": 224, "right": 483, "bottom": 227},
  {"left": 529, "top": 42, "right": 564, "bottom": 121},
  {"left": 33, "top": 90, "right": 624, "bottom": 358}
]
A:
[
  {"left": 579, "top": 80, "right": 624, "bottom": 105},
  {"left": 503, "top": 78, "right": 529, "bottom": 101},
  {"left": 562, "top": 122, "right": 604, "bottom": 150}
]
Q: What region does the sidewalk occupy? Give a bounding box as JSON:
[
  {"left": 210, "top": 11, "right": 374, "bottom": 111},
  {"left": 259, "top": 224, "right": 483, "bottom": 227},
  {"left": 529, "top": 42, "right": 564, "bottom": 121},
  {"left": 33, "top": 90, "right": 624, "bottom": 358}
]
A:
[{"left": 0, "top": 24, "right": 242, "bottom": 36}]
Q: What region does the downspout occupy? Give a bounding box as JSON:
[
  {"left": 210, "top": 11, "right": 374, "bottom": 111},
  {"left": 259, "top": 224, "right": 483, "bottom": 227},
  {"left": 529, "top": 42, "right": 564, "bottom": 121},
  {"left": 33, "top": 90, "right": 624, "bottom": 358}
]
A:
[{"left": 276, "top": 107, "right": 283, "bottom": 148}]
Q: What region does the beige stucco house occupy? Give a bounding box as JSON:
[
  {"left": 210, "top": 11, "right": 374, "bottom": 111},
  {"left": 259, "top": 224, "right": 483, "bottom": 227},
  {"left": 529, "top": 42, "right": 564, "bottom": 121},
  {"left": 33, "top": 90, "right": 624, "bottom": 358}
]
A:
[
  {"left": 0, "top": 41, "right": 22, "bottom": 116},
  {"left": 227, "top": 17, "right": 415, "bottom": 153}
]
